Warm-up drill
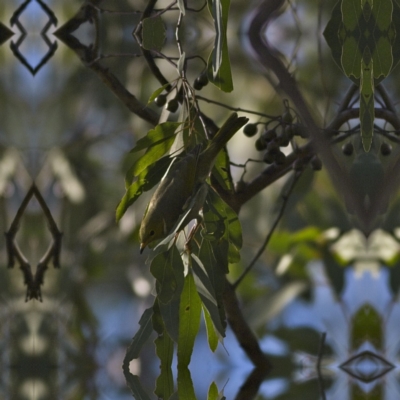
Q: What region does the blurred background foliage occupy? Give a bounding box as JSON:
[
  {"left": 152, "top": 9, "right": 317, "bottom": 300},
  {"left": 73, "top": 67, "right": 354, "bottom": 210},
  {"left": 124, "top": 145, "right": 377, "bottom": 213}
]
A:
[{"left": 1, "top": 0, "right": 400, "bottom": 399}]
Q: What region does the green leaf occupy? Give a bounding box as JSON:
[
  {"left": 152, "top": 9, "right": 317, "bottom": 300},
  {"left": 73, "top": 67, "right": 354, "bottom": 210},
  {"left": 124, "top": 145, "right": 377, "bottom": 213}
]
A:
[
  {"left": 178, "top": 272, "right": 202, "bottom": 368},
  {"left": 131, "top": 136, "right": 177, "bottom": 178},
  {"left": 207, "top": 382, "right": 218, "bottom": 400},
  {"left": 123, "top": 308, "right": 154, "bottom": 367},
  {"left": 151, "top": 245, "right": 184, "bottom": 304},
  {"left": 351, "top": 304, "right": 383, "bottom": 350},
  {"left": 130, "top": 122, "right": 181, "bottom": 154},
  {"left": 124, "top": 373, "right": 153, "bottom": 400},
  {"left": 142, "top": 16, "right": 166, "bottom": 51},
  {"left": 178, "top": 367, "right": 197, "bottom": 400},
  {"left": 147, "top": 83, "right": 169, "bottom": 105},
  {"left": 191, "top": 254, "right": 218, "bottom": 306},
  {"left": 207, "top": 0, "right": 233, "bottom": 92},
  {"left": 212, "top": 147, "right": 234, "bottom": 192},
  {"left": 116, "top": 156, "right": 172, "bottom": 221},
  {"left": 154, "top": 331, "right": 174, "bottom": 399},
  {"left": 203, "top": 306, "right": 219, "bottom": 352},
  {"left": 159, "top": 295, "right": 181, "bottom": 343}
]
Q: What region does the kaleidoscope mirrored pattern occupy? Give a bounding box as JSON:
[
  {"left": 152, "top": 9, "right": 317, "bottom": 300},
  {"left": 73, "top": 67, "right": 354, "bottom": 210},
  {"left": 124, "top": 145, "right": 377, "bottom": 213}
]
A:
[{"left": 1, "top": 0, "right": 400, "bottom": 399}]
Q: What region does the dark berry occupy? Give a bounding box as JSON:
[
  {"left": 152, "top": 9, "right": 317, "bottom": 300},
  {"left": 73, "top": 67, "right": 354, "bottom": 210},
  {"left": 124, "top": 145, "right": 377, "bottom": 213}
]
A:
[
  {"left": 193, "top": 78, "right": 203, "bottom": 91},
  {"left": 282, "top": 111, "right": 293, "bottom": 124},
  {"left": 262, "top": 129, "right": 277, "bottom": 141},
  {"left": 263, "top": 151, "right": 275, "bottom": 164},
  {"left": 243, "top": 123, "right": 258, "bottom": 137},
  {"left": 197, "top": 72, "right": 209, "bottom": 87},
  {"left": 274, "top": 151, "right": 286, "bottom": 165},
  {"left": 166, "top": 98, "right": 179, "bottom": 112},
  {"left": 155, "top": 94, "right": 167, "bottom": 107},
  {"left": 342, "top": 142, "right": 354, "bottom": 156},
  {"left": 381, "top": 142, "right": 392, "bottom": 156},
  {"left": 255, "top": 138, "right": 267, "bottom": 151},
  {"left": 267, "top": 141, "right": 280, "bottom": 155}
]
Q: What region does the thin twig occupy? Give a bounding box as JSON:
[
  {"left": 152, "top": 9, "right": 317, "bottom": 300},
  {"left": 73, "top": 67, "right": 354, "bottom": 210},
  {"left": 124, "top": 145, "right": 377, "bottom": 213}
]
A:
[
  {"left": 233, "top": 170, "right": 302, "bottom": 289},
  {"left": 196, "top": 95, "right": 278, "bottom": 119}
]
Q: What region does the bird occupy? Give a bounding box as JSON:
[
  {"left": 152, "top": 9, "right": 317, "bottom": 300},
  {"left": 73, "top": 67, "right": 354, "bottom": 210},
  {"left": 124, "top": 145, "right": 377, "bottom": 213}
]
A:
[{"left": 139, "top": 113, "right": 249, "bottom": 253}]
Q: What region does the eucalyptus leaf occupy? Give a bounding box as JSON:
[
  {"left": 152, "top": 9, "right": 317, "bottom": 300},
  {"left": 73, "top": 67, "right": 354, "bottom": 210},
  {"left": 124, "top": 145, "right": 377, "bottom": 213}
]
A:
[
  {"left": 130, "top": 122, "right": 181, "bottom": 154},
  {"left": 203, "top": 306, "right": 219, "bottom": 352},
  {"left": 123, "top": 307, "right": 153, "bottom": 366},
  {"left": 117, "top": 156, "right": 172, "bottom": 221},
  {"left": 154, "top": 331, "right": 174, "bottom": 399},
  {"left": 151, "top": 245, "right": 184, "bottom": 304},
  {"left": 177, "top": 367, "right": 197, "bottom": 400},
  {"left": 125, "top": 373, "right": 153, "bottom": 400},
  {"left": 207, "top": 0, "right": 233, "bottom": 92},
  {"left": 178, "top": 272, "right": 202, "bottom": 368}
]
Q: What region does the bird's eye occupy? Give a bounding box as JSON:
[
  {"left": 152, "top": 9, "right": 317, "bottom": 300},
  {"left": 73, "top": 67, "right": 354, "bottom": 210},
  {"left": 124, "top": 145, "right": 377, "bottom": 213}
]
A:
[{"left": 150, "top": 230, "right": 155, "bottom": 236}]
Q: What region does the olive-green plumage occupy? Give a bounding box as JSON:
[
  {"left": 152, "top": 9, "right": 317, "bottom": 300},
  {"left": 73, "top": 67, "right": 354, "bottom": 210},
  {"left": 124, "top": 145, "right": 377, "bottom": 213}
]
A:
[{"left": 139, "top": 113, "right": 248, "bottom": 252}]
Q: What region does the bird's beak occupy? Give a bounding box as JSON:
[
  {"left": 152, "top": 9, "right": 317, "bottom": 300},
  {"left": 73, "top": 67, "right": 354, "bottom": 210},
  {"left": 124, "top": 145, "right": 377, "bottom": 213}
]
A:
[{"left": 139, "top": 243, "right": 146, "bottom": 254}]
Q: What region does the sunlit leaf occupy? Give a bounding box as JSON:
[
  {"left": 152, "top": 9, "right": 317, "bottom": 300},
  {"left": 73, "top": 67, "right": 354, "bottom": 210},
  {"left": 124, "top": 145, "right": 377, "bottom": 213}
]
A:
[
  {"left": 203, "top": 306, "right": 219, "bottom": 352},
  {"left": 117, "top": 156, "right": 172, "bottom": 221},
  {"left": 130, "top": 122, "right": 181, "bottom": 154},
  {"left": 123, "top": 307, "right": 153, "bottom": 366},
  {"left": 178, "top": 272, "right": 202, "bottom": 367},
  {"left": 351, "top": 304, "right": 383, "bottom": 350},
  {"left": 131, "top": 135, "right": 177, "bottom": 178},
  {"left": 142, "top": 16, "right": 166, "bottom": 51}
]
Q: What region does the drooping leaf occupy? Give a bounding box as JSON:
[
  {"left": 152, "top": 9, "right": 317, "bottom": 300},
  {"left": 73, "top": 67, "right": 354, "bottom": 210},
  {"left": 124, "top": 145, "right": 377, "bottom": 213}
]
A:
[
  {"left": 152, "top": 299, "right": 175, "bottom": 399},
  {"left": 130, "top": 122, "right": 181, "bottom": 154},
  {"left": 207, "top": 0, "right": 233, "bottom": 92},
  {"left": 211, "top": 147, "right": 234, "bottom": 192},
  {"left": 191, "top": 254, "right": 218, "bottom": 306},
  {"left": 142, "top": 16, "right": 166, "bottom": 51},
  {"left": 151, "top": 245, "right": 184, "bottom": 304},
  {"left": 116, "top": 155, "right": 172, "bottom": 220},
  {"left": 177, "top": 367, "right": 197, "bottom": 400},
  {"left": 203, "top": 306, "right": 219, "bottom": 352},
  {"left": 131, "top": 135, "right": 177, "bottom": 178},
  {"left": 198, "top": 239, "right": 227, "bottom": 338},
  {"left": 125, "top": 373, "right": 153, "bottom": 400},
  {"left": 147, "top": 83, "right": 169, "bottom": 105},
  {"left": 159, "top": 294, "right": 181, "bottom": 343},
  {"left": 154, "top": 331, "right": 174, "bottom": 399},
  {"left": 178, "top": 272, "right": 202, "bottom": 368},
  {"left": 123, "top": 307, "right": 154, "bottom": 366}
]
